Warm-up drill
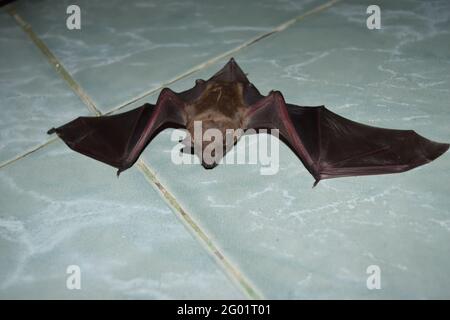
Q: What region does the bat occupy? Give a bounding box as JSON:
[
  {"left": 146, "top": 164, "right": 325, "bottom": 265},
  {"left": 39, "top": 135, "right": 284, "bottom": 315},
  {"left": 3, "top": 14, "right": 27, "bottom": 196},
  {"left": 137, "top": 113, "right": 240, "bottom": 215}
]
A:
[{"left": 48, "top": 58, "right": 449, "bottom": 186}]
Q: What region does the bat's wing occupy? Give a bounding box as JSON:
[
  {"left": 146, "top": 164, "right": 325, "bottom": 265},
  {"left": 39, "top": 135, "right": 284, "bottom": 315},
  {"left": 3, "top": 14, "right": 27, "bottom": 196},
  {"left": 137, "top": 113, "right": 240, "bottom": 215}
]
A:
[
  {"left": 48, "top": 88, "right": 187, "bottom": 175},
  {"left": 245, "top": 91, "right": 449, "bottom": 185}
]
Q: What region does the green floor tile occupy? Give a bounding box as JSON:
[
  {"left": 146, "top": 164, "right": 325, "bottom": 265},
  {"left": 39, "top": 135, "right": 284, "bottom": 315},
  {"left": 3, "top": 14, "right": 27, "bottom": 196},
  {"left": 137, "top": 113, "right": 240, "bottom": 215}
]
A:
[
  {"left": 114, "top": 0, "right": 450, "bottom": 298},
  {"left": 0, "top": 141, "right": 243, "bottom": 299},
  {"left": 0, "top": 11, "right": 88, "bottom": 165},
  {"left": 13, "top": 0, "right": 322, "bottom": 112}
]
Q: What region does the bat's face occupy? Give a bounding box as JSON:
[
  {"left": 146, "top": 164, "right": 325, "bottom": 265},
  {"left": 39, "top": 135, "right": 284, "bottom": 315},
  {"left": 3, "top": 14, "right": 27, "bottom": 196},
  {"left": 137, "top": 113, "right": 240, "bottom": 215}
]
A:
[{"left": 186, "top": 118, "right": 243, "bottom": 169}]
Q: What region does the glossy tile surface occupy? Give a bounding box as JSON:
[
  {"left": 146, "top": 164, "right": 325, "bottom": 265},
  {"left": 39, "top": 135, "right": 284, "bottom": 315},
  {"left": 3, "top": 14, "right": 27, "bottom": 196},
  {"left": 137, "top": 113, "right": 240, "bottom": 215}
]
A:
[
  {"left": 131, "top": 0, "right": 450, "bottom": 298},
  {"left": 0, "top": 142, "right": 243, "bottom": 299},
  {"left": 1, "top": 0, "right": 449, "bottom": 299},
  {"left": 0, "top": 12, "right": 87, "bottom": 165},
  {"left": 14, "top": 0, "right": 319, "bottom": 112}
]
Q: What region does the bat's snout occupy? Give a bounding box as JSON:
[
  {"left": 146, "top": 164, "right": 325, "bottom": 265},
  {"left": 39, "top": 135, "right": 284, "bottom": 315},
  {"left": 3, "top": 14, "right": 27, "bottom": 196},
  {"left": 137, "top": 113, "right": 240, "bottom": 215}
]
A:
[
  {"left": 201, "top": 161, "right": 219, "bottom": 170},
  {"left": 194, "top": 140, "right": 226, "bottom": 170}
]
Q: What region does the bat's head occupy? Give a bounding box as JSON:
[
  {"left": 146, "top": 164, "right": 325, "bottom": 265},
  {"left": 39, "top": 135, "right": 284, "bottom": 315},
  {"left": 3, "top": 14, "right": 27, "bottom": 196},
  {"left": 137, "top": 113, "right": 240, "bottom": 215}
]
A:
[{"left": 186, "top": 118, "right": 243, "bottom": 169}]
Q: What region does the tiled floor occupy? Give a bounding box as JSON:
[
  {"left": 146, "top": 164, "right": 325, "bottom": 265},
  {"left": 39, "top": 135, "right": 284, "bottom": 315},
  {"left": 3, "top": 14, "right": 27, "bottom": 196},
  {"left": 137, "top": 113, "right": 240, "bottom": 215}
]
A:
[{"left": 1, "top": 0, "right": 449, "bottom": 299}]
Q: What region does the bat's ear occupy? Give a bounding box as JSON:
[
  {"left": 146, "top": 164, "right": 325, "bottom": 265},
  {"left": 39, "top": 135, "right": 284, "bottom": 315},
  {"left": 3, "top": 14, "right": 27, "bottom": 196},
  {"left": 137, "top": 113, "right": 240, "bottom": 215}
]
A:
[{"left": 208, "top": 57, "right": 250, "bottom": 83}]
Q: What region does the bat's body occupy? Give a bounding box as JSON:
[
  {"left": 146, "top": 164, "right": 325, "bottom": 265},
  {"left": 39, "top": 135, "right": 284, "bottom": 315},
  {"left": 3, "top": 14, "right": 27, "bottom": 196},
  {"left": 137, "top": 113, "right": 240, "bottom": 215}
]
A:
[
  {"left": 184, "top": 81, "right": 247, "bottom": 168},
  {"left": 48, "top": 58, "right": 449, "bottom": 185}
]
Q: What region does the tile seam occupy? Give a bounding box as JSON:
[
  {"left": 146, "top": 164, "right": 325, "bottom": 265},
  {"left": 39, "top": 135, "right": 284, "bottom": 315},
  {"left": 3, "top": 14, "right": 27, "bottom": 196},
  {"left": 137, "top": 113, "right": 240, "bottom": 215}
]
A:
[
  {"left": 1, "top": 0, "right": 342, "bottom": 298},
  {"left": 104, "top": 0, "right": 342, "bottom": 115},
  {"left": 5, "top": 4, "right": 264, "bottom": 298},
  {"left": 1, "top": 0, "right": 341, "bottom": 168},
  {"left": 137, "top": 160, "right": 263, "bottom": 299},
  {"left": 0, "top": 137, "right": 58, "bottom": 170},
  {"left": 6, "top": 5, "right": 101, "bottom": 116}
]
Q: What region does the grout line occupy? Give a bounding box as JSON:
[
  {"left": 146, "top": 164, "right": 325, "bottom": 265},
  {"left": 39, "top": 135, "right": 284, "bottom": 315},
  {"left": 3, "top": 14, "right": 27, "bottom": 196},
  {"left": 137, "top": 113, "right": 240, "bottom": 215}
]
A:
[
  {"left": 267, "top": 0, "right": 340, "bottom": 33},
  {"left": 0, "top": 0, "right": 341, "bottom": 170},
  {"left": 5, "top": 5, "right": 264, "bottom": 298},
  {"left": 5, "top": 5, "right": 102, "bottom": 116},
  {"left": 104, "top": 0, "right": 342, "bottom": 115},
  {"left": 0, "top": 137, "right": 58, "bottom": 170},
  {"left": 1, "top": 0, "right": 339, "bottom": 297},
  {"left": 136, "top": 159, "right": 263, "bottom": 300}
]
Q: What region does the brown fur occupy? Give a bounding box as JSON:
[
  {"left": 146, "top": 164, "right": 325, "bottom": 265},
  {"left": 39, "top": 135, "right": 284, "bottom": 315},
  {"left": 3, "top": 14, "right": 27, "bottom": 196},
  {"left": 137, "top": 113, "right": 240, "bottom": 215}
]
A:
[{"left": 185, "top": 81, "right": 247, "bottom": 141}]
